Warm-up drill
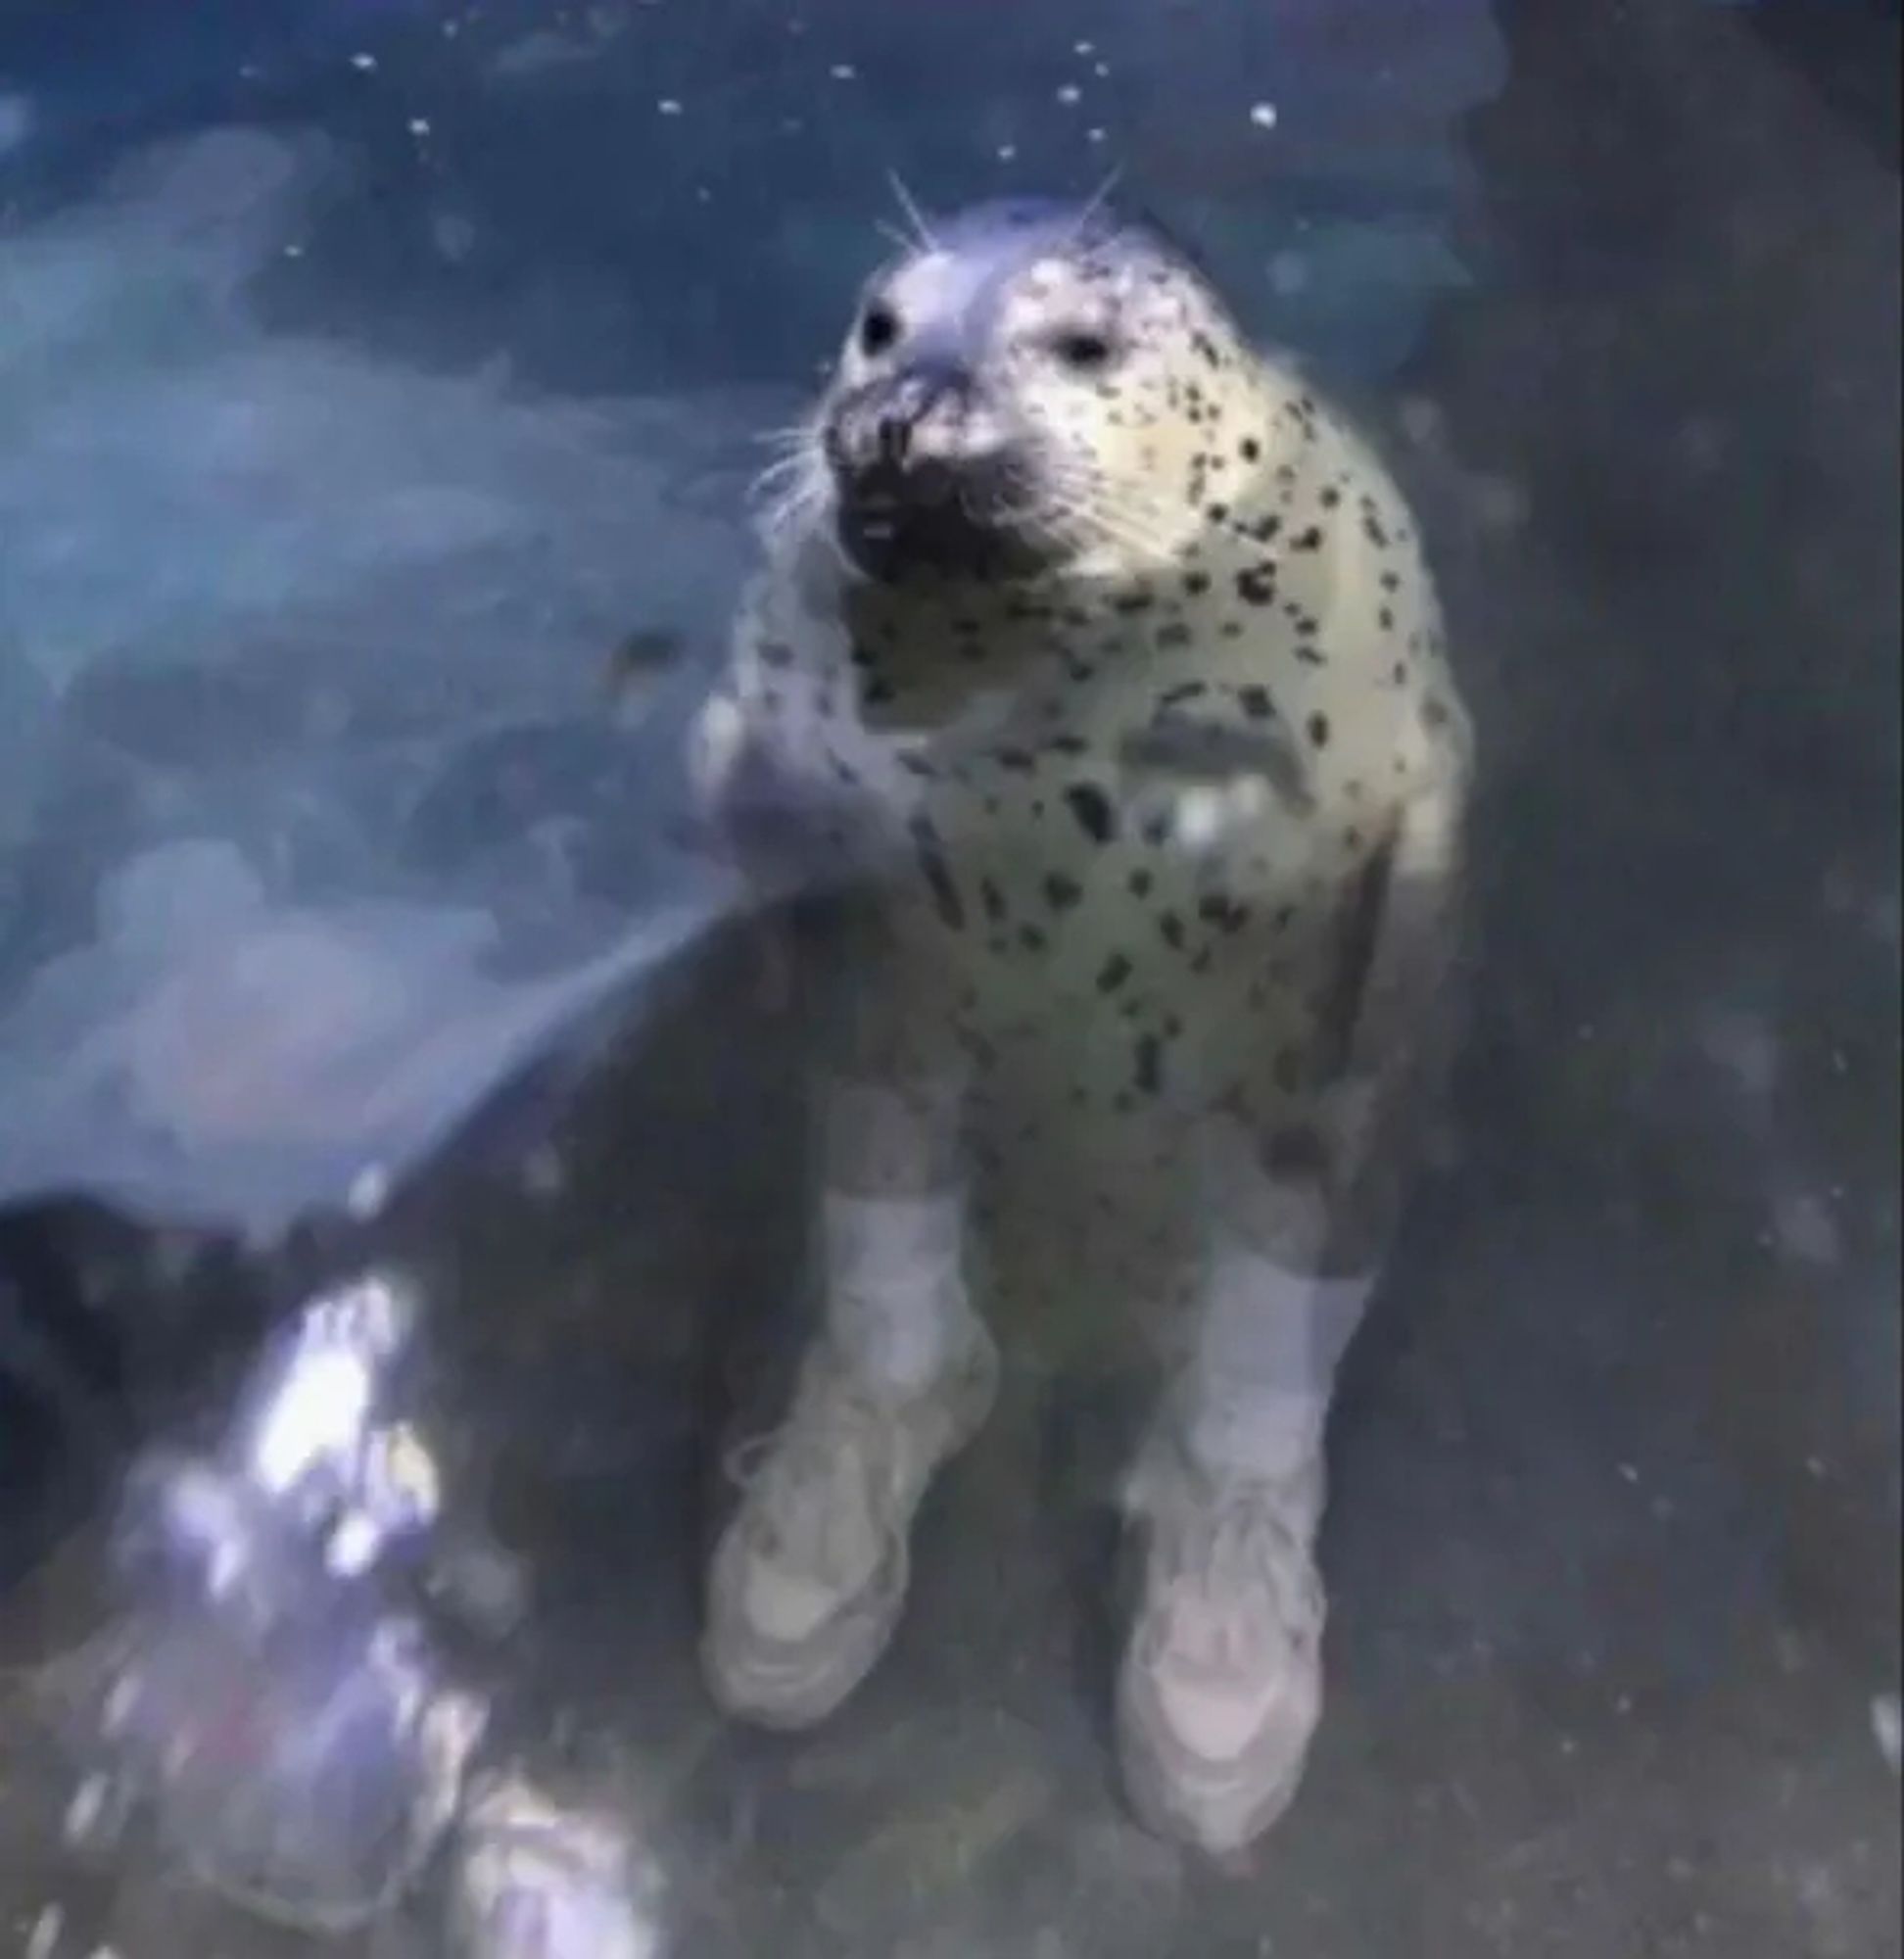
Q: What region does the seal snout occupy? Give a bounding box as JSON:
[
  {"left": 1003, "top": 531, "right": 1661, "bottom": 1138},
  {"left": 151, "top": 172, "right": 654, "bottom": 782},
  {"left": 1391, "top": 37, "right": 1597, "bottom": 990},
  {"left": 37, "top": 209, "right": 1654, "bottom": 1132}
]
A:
[
  {"left": 828, "top": 358, "right": 1032, "bottom": 580},
  {"left": 829, "top": 358, "right": 991, "bottom": 487}
]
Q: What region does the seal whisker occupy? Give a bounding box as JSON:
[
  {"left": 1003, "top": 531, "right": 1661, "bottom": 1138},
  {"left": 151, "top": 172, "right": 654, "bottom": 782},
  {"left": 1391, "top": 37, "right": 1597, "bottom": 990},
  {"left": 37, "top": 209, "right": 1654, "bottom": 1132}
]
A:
[
  {"left": 885, "top": 170, "right": 940, "bottom": 251},
  {"left": 750, "top": 421, "right": 820, "bottom": 454},
  {"left": 1034, "top": 488, "right": 1167, "bottom": 568},
  {"left": 746, "top": 452, "right": 813, "bottom": 506},
  {"left": 1033, "top": 466, "right": 1179, "bottom": 565},
  {"left": 1072, "top": 165, "right": 1125, "bottom": 240}
]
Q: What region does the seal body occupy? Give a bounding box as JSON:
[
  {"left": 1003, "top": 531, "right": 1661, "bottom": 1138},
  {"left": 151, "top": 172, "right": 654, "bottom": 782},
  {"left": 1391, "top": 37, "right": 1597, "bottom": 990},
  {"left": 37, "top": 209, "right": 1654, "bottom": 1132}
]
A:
[
  {"left": 690, "top": 200, "right": 1472, "bottom": 1852},
  {"left": 699, "top": 201, "right": 1469, "bottom": 1314}
]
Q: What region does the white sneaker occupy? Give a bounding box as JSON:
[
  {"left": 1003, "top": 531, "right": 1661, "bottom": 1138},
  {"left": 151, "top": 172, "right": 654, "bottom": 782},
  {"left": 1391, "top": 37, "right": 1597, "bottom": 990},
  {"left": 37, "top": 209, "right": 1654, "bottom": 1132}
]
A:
[
  {"left": 701, "top": 1325, "right": 997, "bottom": 1729},
  {"left": 1116, "top": 1430, "right": 1328, "bottom": 1856}
]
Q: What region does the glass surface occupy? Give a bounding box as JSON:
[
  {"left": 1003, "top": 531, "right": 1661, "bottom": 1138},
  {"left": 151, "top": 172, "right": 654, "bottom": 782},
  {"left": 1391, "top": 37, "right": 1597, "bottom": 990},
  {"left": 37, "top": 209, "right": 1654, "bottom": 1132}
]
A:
[{"left": 2, "top": 2, "right": 1898, "bottom": 1955}]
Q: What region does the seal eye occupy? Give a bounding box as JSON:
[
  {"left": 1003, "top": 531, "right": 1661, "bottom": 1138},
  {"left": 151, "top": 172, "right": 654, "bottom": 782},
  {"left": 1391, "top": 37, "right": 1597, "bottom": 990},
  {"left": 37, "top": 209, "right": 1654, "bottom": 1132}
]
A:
[
  {"left": 858, "top": 303, "right": 901, "bottom": 357},
  {"left": 1053, "top": 329, "right": 1115, "bottom": 373}
]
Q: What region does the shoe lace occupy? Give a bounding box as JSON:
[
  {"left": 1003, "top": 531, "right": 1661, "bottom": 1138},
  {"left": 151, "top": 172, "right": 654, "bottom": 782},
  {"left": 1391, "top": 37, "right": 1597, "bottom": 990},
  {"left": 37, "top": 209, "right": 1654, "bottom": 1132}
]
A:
[
  {"left": 1148, "top": 1466, "right": 1321, "bottom": 1671},
  {"left": 724, "top": 1359, "right": 910, "bottom": 1594}
]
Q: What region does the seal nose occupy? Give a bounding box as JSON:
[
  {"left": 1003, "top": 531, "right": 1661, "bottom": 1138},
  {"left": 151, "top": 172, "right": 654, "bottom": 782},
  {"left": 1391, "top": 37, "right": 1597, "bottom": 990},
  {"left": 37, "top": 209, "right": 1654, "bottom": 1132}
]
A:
[{"left": 842, "top": 358, "right": 976, "bottom": 480}]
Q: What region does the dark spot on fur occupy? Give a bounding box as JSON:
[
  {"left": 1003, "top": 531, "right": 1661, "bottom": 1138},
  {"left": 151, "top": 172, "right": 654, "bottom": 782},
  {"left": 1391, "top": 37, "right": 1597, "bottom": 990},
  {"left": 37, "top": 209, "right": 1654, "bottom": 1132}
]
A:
[
  {"left": 1063, "top": 782, "right": 1117, "bottom": 843},
  {"left": 1044, "top": 873, "right": 1083, "bottom": 912},
  {"left": 910, "top": 815, "right": 964, "bottom": 930},
  {"left": 1097, "top": 953, "right": 1133, "bottom": 993},
  {"left": 1307, "top": 712, "right": 1331, "bottom": 748},
  {"left": 1134, "top": 1033, "right": 1163, "bottom": 1095},
  {"left": 1262, "top": 1124, "right": 1330, "bottom": 1180}
]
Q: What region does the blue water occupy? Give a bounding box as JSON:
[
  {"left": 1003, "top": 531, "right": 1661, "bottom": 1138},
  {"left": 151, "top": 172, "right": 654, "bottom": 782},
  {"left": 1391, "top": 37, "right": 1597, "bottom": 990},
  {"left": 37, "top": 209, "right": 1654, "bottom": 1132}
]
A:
[{"left": 0, "top": 0, "right": 1507, "bottom": 1233}]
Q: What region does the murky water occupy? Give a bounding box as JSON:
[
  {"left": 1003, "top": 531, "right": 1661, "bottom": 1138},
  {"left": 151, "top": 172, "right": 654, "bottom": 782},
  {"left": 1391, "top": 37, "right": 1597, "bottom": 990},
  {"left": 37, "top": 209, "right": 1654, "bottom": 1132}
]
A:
[{"left": 2, "top": 4, "right": 1898, "bottom": 1954}]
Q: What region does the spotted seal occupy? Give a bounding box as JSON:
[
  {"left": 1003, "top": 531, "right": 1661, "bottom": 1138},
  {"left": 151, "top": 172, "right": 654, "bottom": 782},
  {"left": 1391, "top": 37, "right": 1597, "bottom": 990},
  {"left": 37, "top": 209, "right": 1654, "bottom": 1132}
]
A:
[{"left": 689, "top": 197, "right": 1472, "bottom": 1855}]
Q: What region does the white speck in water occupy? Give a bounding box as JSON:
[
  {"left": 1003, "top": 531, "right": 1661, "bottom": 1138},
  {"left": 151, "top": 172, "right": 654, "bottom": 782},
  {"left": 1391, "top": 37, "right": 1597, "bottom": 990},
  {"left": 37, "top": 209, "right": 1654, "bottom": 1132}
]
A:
[
  {"left": 1094, "top": 62, "right": 1112, "bottom": 78},
  {"left": 1872, "top": 1694, "right": 1901, "bottom": 1774},
  {"left": 522, "top": 1144, "right": 568, "bottom": 1199},
  {"left": 1250, "top": 102, "right": 1279, "bottom": 130},
  {"left": 1400, "top": 396, "right": 1446, "bottom": 448},
  {"left": 1057, "top": 84, "right": 1082, "bottom": 106},
  {"left": 0, "top": 92, "right": 36, "bottom": 157},
  {"left": 24, "top": 1904, "right": 64, "bottom": 1959},
  {"left": 102, "top": 1671, "right": 139, "bottom": 1734},
  {"left": 282, "top": 242, "right": 305, "bottom": 260},
  {"left": 996, "top": 144, "right": 1018, "bottom": 163},
  {"left": 1268, "top": 249, "right": 1309, "bottom": 296},
  {"left": 1618, "top": 1462, "right": 1641, "bottom": 1485},
  {"left": 351, "top": 52, "right": 378, "bottom": 72},
  {"left": 656, "top": 97, "right": 683, "bottom": 116},
  {"left": 433, "top": 211, "right": 479, "bottom": 262},
  {"left": 408, "top": 117, "right": 432, "bottom": 137},
  {"left": 327, "top": 1508, "right": 387, "bottom": 1577},
  {"left": 1074, "top": 40, "right": 1095, "bottom": 56},
  {"left": 348, "top": 1162, "right": 392, "bottom": 1219},
  {"left": 1776, "top": 1189, "right": 1842, "bottom": 1266},
  {"left": 830, "top": 63, "right": 858, "bottom": 81},
  {"left": 63, "top": 1772, "right": 111, "bottom": 1846},
  {"left": 1695, "top": 1004, "right": 1780, "bottom": 1102},
  {"left": 1087, "top": 126, "right": 1107, "bottom": 145},
  {"left": 1473, "top": 473, "right": 1532, "bottom": 533}
]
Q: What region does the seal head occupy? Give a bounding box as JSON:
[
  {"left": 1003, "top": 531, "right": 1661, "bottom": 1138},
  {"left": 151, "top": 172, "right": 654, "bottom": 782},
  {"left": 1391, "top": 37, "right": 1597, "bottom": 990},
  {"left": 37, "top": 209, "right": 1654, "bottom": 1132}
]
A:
[{"left": 814, "top": 199, "right": 1252, "bottom": 588}]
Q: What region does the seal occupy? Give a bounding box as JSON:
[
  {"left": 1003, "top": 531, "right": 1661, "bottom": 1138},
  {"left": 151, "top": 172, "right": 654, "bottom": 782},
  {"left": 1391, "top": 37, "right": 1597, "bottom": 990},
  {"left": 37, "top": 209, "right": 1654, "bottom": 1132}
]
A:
[{"left": 689, "top": 197, "right": 1473, "bottom": 1855}]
